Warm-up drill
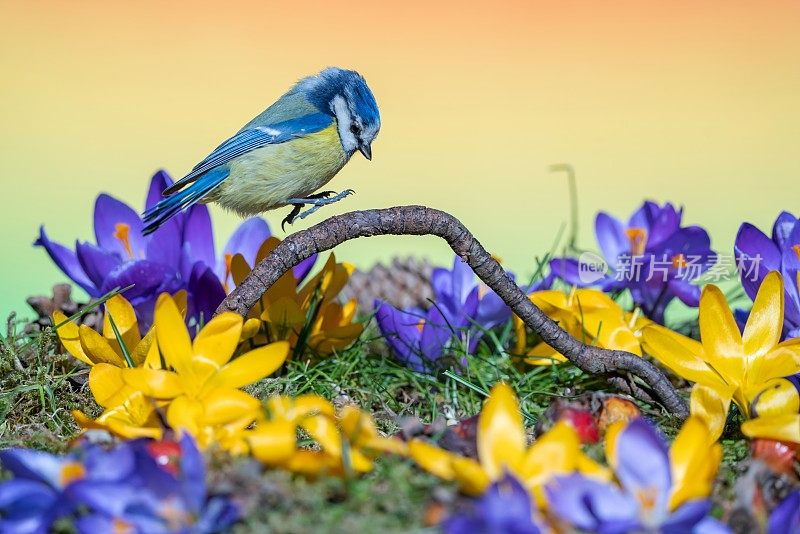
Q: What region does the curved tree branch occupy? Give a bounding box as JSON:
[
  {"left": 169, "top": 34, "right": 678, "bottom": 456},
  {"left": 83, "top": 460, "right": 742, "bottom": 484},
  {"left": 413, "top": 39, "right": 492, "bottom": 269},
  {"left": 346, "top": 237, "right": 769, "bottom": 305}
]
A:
[{"left": 217, "top": 206, "right": 688, "bottom": 418}]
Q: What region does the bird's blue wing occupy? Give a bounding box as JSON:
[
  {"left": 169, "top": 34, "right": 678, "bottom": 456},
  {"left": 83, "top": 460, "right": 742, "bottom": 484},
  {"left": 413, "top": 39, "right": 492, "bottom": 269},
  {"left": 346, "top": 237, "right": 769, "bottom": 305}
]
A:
[{"left": 162, "top": 112, "right": 333, "bottom": 195}]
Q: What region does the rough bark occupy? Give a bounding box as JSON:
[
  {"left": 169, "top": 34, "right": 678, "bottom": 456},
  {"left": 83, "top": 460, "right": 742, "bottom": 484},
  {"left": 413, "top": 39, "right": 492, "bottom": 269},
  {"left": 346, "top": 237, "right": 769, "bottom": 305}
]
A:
[{"left": 217, "top": 206, "right": 688, "bottom": 417}]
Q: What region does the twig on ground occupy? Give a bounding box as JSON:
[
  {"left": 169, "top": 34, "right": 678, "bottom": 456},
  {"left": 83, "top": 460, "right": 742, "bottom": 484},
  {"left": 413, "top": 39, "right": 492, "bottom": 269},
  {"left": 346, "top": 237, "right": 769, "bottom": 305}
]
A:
[{"left": 217, "top": 206, "right": 688, "bottom": 418}]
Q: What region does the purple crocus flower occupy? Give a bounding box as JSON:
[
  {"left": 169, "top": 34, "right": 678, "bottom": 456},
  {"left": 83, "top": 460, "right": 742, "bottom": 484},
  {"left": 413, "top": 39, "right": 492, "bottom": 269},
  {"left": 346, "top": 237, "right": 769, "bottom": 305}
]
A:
[
  {"left": 550, "top": 201, "right": 715, "bottom": 324},
  {"left": 768, "top": 490, "right": 800, "bottom": 534},
  {"left": 374, "top": 302, "right": 453, "bottom": 372},
  {"left": 433, "top": 257, "right": 512, "bottom": 351},
  {"left": 0, "top": 439, "right": 142, "bottom": 533},
  {"left": 376, "top": 256, "right": 552, "bottom": 371},
  {"left": 735, "top": 212, "right": 800, "bottom": 339},
  {"left": 444, "top": 474, "right": 542, "bottom": 534},
  {"left": 35, "top": 170, "right": 289, "bottom": 332},
  {"left": 71, "top": 435, "right": 239, "bottom": 534},
  {"left": 545, "top": 418, "right": 729, "bottom": 534},
  {"left": 0, "top": 436, "right": 239, "bottom": 534}
]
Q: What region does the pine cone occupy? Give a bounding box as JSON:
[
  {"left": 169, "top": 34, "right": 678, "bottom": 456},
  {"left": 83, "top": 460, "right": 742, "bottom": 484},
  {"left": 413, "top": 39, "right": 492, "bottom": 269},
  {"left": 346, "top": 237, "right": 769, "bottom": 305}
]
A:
[
  {"left": 341, "top": 257, "right": 434, "bottom": 312},
  {"left": 24, "top": 284, "right": 102, "bottom": 335}
]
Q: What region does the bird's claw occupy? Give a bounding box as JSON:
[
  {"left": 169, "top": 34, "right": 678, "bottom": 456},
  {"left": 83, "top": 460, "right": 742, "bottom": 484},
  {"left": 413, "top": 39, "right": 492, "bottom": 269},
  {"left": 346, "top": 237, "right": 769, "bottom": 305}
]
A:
[
  {"left": 281, "top": 189, "right": 355, "bottom": 231},
  {"left": 281, "top": 204, "right": 303, "bottom": 232},
  {"left": 287, "top": 189, "right": 355, "bottom": 207}
]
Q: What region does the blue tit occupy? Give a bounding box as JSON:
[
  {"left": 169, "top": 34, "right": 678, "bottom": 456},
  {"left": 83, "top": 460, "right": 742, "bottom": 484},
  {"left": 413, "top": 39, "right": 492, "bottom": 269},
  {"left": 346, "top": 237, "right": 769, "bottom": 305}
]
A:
[{"left": 142, "top": 67, "right": 380, "bottom": 235}]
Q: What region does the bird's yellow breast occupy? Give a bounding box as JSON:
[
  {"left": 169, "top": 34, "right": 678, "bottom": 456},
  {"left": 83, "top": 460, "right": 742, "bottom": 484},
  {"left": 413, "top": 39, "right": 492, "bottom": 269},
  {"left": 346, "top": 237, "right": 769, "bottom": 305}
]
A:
[{"left": 212, "top": 124, "right": 349, "bottom": 216}]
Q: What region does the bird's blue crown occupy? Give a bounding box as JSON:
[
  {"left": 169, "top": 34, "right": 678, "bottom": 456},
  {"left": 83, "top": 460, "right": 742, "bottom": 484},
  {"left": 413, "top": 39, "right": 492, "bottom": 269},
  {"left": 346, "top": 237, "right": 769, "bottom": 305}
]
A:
[{"left": 299, "top": 67, "right": 380, "bottom": 128}]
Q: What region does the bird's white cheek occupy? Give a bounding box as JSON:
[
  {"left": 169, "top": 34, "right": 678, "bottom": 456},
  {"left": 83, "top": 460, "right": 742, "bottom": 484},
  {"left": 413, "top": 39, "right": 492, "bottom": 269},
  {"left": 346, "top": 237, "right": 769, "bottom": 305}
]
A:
[{"left": 331, "top": 95, "right": 358, "bottom": 153}]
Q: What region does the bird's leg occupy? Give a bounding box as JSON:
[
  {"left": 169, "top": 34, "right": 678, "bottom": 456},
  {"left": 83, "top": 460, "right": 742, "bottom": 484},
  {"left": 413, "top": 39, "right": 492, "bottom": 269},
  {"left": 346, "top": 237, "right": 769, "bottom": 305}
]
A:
[
  {"left": 281, "top": 203, "right": 304, "bottom": 232},
  {"left": 286, "top": 189, "right": 355, "bottom": 221},
  {"left": 282, "top": 190, "right": 355, "bottom": 228},
  {"left": 305, "top": 190, "right": 337, "bottom": 199},
  {"left": 287, "top": 189, "right": 354, "bottom": 206}
]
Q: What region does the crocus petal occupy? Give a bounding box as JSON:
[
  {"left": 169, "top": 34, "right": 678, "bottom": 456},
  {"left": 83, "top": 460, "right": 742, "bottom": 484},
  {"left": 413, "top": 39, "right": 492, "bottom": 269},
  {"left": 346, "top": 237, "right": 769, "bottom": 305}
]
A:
[
  {"left": 772, "top": 212, "right": 799, "bottom": 250},
  {"left": 647, "top": 202, "right": 682, "bottom": 248},
  {"left": 216, "top": 217, "right": 271, "bottom": 280},
  {"left": 408, "top": 440, "right": 457, "bottom": 481},
  {"left": 206, "top": 341, "right": 289, "bottom": 390},
  {"left": 75, "top": 241, "right": 123, "bottom": 288},
  {"left": 735, "top": 223, "right": 782, "bottom": 301},
  {"left": 689, "top": 384, "right": 733, "bottom": 442},
  {"left": 420, "top": 306, "right": 452, "bottom": 367},
  {"left": 452, "top": 256, "right": 477, "bottom": 305},
  {"left": 0, "top": 478, "right": 56, "bottom": 510},
  {"left": 166, "top": 395, "right": 203, "bottom": 437},
  {"left": 300, "top": 413, "right": 342, "bottom": 458},
  {"left": 154, "top": 294, "right": 194, "bottom": 375},
  {"left": 661, "top": 499, "right": 714, "bottom": 533},
  {"left": 122, "top": 367, "right": 183, "bottom": 398},
  {"left": 750, "top": 375, "right": 800, "bottom": 418},
  {"left": 82, "top": 444, "right": 135, "bottom": 482},
  {"left": 53, "top": 311, "right": 93, "bottom": 365},
  {"left": 545, "top": 474, "right": 640, "bottom": 533},
  {"left": 519, "top": 421, "right": 581, "bottom": 507},
  {"left": 451, "top": 456, "right": 491, "bottom": 495},
  {"left": 595, "top": 212, "right": 629, "bottom": 268},
  {"left": 79, "top": 325, "right": 125, "bottom": 366},
  {"left": 102, "top": 294, "right": 141, "bottom": 352},
  {"left": 668, "top": 279, "right": 701, "bottom": 307},
  {"left": 88, "top": 364, "right": 132, "bottom": 408},
  {"left": 547, "top": 258, "right": 588, "bottom": 286},
  {"left": 100, "top": 260, "right": 182, "bottom": 305},
  {"left": 0, "top": 449, "right": 64, "bottom": 487},
  {"left": 181, "top": 204, "right": 216, "bottom": 271},
  {"left": 188, "top": 263, "right": 227, "bottom": 328},
  {"left": 628, "top": 200, "right": 660, "bottom": 232},
  {"left": 767, "top": 491, "right": 800, "bottom": 534},
  {"left": 247, "top": 419, "right": 297, "bottom": 465},
  {"left": 202, "top": 388, "right": 260, "bottom": 426},
  {"left": 614, "top": 418, "right": 671, "bottom": 519},
  {"left": 293, "top": 254, "right": 317, "bottom": 283},
  {"left": 34, "top": 226, "right": 97, "bottom": 296},
  {"left": 699, "top": 284, "right": 744, "bottom": 383},
  {"left": 145, "top": 170, "right": 174, "bottom": 210},
  {"left": 669, "top": 416, "right": 721, "bottom": 509},
  {"left": 374, "top": 302, "right": 426, "bottom": 371},
  {"left": 145, "top": 212, "right": 183, "bottom": 270},
  {"left": 453, "top": 474, "right": 542, "bottom": 534},
  {"left": 641, "top": 325, "right": 718, "bottom": 386},
  {"left": 743, "top": 271, "right": 784, "bottom": 364},
  {"left": 475, "top": 289, "right": 511, "bottom": 331},
  {"left": 93, "top": 194, "right": 146, "bottom": 258},
  {"left": 747, "top": 344, "right": 800, "bottom": 389},
  {"left": 477, "top": 383, "right": 526, "bottom": 480},
  {"left": 192, "top": 312, "right": 242, "bottom": 367}
]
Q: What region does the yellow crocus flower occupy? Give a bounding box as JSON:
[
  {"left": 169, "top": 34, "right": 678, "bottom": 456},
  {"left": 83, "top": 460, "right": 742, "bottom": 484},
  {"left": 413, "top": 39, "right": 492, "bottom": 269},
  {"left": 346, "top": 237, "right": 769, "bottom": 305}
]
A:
[
  {"left": 514, "top": 288, "right": 641, "bottom": 365},
  {"left": 232, "top": 238, "right": 363, "bottom": 357},
  {"left": 408, "top": 383, "right": 609, "bottom": 507},
  {"left": 642, "top": 271, "right": 800, "bottom": 440}
]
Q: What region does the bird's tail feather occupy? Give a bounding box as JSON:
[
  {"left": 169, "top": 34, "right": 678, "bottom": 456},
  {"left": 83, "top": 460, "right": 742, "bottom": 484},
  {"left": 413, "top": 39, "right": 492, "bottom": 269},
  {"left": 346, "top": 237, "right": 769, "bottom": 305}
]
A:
[{"left": 142, "top": 168, "right": 229, "bottom": 235}]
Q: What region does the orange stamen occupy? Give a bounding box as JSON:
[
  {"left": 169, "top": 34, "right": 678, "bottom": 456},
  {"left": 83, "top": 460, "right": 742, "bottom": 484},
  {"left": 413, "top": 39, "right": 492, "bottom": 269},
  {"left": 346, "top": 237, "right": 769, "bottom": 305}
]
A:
[
  {"left": 112, "top": 518, "right": 134, "bottom": 534},
  {"left": 793, "top": 244, "right": 800, "bottom": 261},
  {"left": 635, "top": 486, "right": 658, "bottom": 513},
  {"left": 416, "top": 319, "right": 425, "bottom": 332},
  {"left": 625, "top": 227, "right": 647, "bottom": 256},
  {"left": 59, "top": 461, "right": 86, "bottom": 487},
  {"left": 671, "top": 253, "right": 688, "bottom": 269},
  {"left": 113, "top": 223, "right": 134, "bottom": 259},
  {"left": 223, "top": 252, "right": 234, "bottom": 293}
]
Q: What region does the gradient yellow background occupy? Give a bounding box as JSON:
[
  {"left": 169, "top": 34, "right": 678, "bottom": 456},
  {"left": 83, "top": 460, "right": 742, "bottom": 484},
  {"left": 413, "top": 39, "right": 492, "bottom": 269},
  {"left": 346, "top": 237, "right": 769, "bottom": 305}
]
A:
[{"left": 2, "top": 1, "right": 799, "bottom": 319}]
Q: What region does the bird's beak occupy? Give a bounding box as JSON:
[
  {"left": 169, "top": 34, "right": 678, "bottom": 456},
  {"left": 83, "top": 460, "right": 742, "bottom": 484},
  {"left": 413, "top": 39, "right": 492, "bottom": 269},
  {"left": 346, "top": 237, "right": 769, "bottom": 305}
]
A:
[{"left": 359, "top": 143, "right": 372, "bottom": 160}]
